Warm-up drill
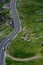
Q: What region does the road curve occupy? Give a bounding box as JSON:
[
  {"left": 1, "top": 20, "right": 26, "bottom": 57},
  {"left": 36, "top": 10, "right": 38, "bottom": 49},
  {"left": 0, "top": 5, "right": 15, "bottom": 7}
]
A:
[{"left": 0, "top": 0, "right": 20, "bottom": 65}]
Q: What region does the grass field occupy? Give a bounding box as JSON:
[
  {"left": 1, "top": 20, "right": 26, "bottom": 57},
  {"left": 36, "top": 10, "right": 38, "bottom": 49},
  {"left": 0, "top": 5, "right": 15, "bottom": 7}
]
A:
[
  {"left": 6, "top": 58, "right": 43, "bottom": 65},
  {"left": 0, "top": 23, "right": 13, "bottom": 39},
  {"left": 7, "top": 0, "right": 43, "bottom": 58}
]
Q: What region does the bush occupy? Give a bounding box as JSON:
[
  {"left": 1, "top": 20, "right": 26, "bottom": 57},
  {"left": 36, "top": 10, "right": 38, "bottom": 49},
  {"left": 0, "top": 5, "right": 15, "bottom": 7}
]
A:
[{"left": 13, "top": 50, "right": 35, "bottom": 58}]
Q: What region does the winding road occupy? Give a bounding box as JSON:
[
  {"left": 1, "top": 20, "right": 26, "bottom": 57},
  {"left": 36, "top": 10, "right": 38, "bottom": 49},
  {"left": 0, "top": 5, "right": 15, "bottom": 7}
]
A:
[
  {"left": 0, "top": 0, "right": 20, "bottom": 65},
  {"left": 0, "top": 0, "right": 43, "bottom": 65}
]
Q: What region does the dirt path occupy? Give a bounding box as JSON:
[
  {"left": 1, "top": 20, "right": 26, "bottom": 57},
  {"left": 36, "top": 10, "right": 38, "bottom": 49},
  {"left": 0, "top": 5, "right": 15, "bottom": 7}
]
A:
[{"left": 6, "top": 54, "right": 43, "bottom": 61}]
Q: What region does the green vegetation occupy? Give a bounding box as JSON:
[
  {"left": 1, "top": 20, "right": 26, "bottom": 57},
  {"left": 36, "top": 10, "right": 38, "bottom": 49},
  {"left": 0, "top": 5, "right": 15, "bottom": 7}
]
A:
[
  {"left": 7, "top": 0, "right": 43, "bottom": 58},
  {"left": 0, "top": 3, "right": 4, "bottom": 7},
  {"left": 40, "top": 47, "right": 43, "bottom": 55},
  {"left": 0, "top": 8, "right": 10, "bottom": 25},
  {"left": 33, "top": 0, "right": 43, "bottom": 4},
  {"left": 6, "top": 58, "right": 43, "bottom": 65},
  {"left": 0, "top": 0, "right": 13, "bottom": 39},
  {"left": 0, "top": 8, "right": 13, "bottom": 39},
  {"left": 0, "top": 0, "right": 10, "bottom": 8},
  {"left": 5, "top": 0, "right": 10, "bottom": 3},
  {"left": 7, "top": 31, "right": 43, "bottom": 58},
  {"left": 0, "top": 24, "right": 13, "bottom": 39},
  {"left": 23, "top": 0, "right": 43, "bottom": 5}
]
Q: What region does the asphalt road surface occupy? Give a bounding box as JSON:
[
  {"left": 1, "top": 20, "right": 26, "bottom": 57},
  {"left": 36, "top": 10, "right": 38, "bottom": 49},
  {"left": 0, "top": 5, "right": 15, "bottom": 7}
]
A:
[{"left": 0, "top": 0, "right": 20, "bottom": 65}]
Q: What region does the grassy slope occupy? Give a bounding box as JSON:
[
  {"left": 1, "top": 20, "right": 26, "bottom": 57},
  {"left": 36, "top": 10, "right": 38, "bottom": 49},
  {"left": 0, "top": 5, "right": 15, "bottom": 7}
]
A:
[
  {"left": 6, "top": 58, "right": 43, "bottom": 65},
  {"left": 7, "top": 0, "right": 43, "bottom": 58}
]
